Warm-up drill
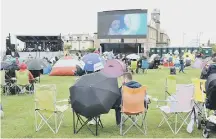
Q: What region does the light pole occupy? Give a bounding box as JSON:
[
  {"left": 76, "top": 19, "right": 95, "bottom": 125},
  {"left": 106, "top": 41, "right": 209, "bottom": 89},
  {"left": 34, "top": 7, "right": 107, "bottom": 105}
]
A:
[
  {"left": 182, "top": 32, "right": 186, "bottom": 47},
  {"left": 198, "top": 32, "right": 203, "bottom": 47}
]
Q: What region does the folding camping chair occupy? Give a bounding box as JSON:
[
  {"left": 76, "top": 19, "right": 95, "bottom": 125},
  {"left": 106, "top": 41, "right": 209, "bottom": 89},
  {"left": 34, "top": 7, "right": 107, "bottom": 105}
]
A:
[
  {"left": 130, "top": 61, "right": 138, "bottom": 74},
  {"left": 157, "top": 84, "right": 194, "bottom": 134},
  {"left": 165, "top": 75, "right": 176, "bottom": 100},
  {"left": 120, "top": 86, "right": 147, "bottom": 136},
  {"left": 73, "top": 111, "right": 103, "bottom": 136},
  {"left": 0, "top": 70, "right": 8, "bottom": 95},
  {"left": 4, "top": 70, "right": 16, "bottom": 95},
  {"left": 140, "top": 60, "right": 149, "bottom": 74},
  {"left": 191, "top": 78, "right": 206, "bottom": 129},
  {"left": 15, "top": 70, "right": 34, "bottom": 94},
  {"left": 34, "top": 84, "right": 69, "bottom": 134}
]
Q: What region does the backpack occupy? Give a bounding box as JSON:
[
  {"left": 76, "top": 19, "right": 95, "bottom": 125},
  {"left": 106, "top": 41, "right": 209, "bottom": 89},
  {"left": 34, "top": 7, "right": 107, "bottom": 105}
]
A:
[{"left": 170, "top": 67, "right": 176, "bottom": 75}]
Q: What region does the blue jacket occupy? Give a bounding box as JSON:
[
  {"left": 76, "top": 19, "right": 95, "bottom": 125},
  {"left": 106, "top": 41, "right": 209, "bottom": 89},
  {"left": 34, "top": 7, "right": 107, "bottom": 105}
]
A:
[{"left": 124, "top": 81, "right": 142, "bottom": 88}]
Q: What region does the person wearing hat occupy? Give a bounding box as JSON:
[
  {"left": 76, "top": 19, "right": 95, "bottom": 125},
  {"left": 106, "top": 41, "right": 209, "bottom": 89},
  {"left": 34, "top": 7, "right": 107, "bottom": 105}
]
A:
[{"left": 17, "top": 63, "right": 34, "bottom": 82}]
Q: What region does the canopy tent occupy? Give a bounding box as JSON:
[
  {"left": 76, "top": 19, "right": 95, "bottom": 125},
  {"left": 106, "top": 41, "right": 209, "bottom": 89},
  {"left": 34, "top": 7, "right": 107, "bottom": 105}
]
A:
[{"left": 50, "top": 59, "right": 85, "bottom": 76}]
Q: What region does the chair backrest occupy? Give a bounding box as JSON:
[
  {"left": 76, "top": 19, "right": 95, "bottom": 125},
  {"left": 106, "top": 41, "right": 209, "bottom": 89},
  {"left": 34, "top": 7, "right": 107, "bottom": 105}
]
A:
[
  {"left": 191, "top": 78, "right": 206, "bottom": 102},
  {"left": 165, "top": 75, "right": 176, "bottom": 98},
  {"left": 34, "top": 84, "right": 56, "bottom": 111},
  {"left": 0, "top": 70, "right": 5, "bottom": 85},
  {"left": 122, "top": 86, "right": 146, "bottom": 114},
  {"left": 15, "top": 70, "right": 29, "bottom": 85},
  {"left": 131, "top": 61, "right": 137, "bottom": 70},
  {"left": 170, "top": 84, "right": 194, "bottom": 112},
  {"left": 141, "top": 60, "right": 149, "bottom": 69}
]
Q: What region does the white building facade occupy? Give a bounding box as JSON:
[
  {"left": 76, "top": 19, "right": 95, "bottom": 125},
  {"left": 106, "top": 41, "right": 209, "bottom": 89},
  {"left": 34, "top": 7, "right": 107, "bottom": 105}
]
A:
[{"left": 62, "top": 34, "right": 94, "bottom": 51}]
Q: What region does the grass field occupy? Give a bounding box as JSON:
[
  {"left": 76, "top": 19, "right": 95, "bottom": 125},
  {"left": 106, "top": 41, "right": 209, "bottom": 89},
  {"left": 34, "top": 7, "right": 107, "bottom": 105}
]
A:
[{"left": 1, "top": 68, "right": 215, "bottom": 138}]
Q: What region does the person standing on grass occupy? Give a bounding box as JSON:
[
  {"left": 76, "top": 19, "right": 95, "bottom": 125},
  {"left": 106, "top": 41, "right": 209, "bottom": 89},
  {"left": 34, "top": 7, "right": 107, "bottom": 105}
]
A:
[{"left": 179, "top": 56, "right": 185, "bottom": 73}]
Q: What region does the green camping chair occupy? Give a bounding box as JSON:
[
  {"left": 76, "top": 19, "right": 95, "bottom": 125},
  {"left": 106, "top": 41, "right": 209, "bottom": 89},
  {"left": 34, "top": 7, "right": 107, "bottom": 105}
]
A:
[
  {"left": 15, "top": 70, "right": 33, "bottom": 94},
  {"left": 34, "top": 84, "right": 69, "bottom": 134},
  {"left": 130, "top": 61, "right": 138, "bottom": 74}
]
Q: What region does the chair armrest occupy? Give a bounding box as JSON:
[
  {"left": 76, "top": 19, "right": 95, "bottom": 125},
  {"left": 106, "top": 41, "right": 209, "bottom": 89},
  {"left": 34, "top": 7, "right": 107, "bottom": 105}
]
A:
[
  {"left": 155, "top": 99, "right": 178, "bottom": 108},
  {"left": 11, "top": 78, "right": 16, "bottom": 80},
  {"left": 56, "top": 99, "right": 69, "bottom": 103},
  {"left": 156, "top": 100, "right": 178, "bottom": 102}
]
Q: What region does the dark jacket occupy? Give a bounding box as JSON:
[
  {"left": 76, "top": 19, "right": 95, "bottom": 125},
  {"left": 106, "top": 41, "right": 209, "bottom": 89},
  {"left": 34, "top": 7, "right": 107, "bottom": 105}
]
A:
[
  {"left": 14, "top": 52, "right": 20, "bottom": 58},
  {"left": 6, "top": 49, "right": 12, "bottom": 55},
  {"left": 179, "top": 59, "right": 184, "bottom": 64},
  {"left": 200, "top": 66, "right": 208, "bottom": 79},
  {"left": 207, "top": 63, "right": 216, "bottom": 77},
  {"left": 113, "top": 81, "right": 147, "bottom": 108}
]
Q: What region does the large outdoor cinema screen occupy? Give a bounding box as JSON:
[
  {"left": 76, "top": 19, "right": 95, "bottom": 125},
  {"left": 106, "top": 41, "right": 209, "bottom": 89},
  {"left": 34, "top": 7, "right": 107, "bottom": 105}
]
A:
[{"left": 97, "top": 9, "right": 148, "bottom": 39}]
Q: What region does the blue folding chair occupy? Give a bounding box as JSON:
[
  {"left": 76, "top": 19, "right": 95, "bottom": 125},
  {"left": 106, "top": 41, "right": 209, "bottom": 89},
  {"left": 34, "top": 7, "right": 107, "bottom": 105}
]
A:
[{"left": 140, "top": 60, "right": 149, "bottom": 74}]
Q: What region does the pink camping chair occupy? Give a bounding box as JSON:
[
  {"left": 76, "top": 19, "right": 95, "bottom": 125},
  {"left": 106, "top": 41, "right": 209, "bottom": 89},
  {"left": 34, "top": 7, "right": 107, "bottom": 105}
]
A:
[{"left": 156, "top": 84, "right": 194, "bottom": 134}]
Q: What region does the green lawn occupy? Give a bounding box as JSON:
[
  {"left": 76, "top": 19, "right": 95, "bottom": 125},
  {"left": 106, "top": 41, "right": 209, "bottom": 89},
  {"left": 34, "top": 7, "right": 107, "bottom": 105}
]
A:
[{"left": 1, "top": 68, "right": 214, "bottom": 138}]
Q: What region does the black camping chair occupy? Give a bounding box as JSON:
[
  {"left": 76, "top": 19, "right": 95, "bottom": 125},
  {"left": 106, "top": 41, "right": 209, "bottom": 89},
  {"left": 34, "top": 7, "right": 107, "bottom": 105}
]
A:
[
  {"left": 72, "top": 110, "right": 103, "bottom": 136},
  {"left": 4, "top": 70, "right": 17, "bottom": 95},
  {"left": 29, "top": 70, "right": 41, "bottom": 83},
  {"left": 153, "top": 60, "right": 160, "bottom": 69}
]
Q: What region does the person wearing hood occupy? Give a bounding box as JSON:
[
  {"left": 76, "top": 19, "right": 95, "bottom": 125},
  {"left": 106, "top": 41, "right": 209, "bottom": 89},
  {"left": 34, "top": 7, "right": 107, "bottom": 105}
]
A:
[
  {"left": 206, "top": 57, "right": 216, "bottom": 77},
  {"left": 6, "top": 47, "right": 12, "bottom": 56},
  {"left": 17, "top": 63, "right": 34, "bottom": 82},
  {"left": 200, "top": 63, "right": 209, "bottom": 79},
  {"left": 88, "top": 72, "right": 150, "bottom": 126},
  {"left": 14, "top": 49, "right": 20, "bottom": 58},
  {"left": 112, "top": 72, "right": 150, "bottom": 126}
]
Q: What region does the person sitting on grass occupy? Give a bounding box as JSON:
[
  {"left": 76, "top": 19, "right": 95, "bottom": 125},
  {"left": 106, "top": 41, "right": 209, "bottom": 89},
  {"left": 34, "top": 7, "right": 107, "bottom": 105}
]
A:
[
  {"left": 88, "top": 72, "right": 150, "bottom": 126},
  {"left": 112, "top": 72, "right": 150, "bottom": 126},
  {"left": 16, "top": 63, "right": 34, "bottom": 83},
  {"left": 200, "top": 63, "right": 209, "bottom": 79},
  {"left": 206, "top": 57, "right": 216, "bottom": 77}
]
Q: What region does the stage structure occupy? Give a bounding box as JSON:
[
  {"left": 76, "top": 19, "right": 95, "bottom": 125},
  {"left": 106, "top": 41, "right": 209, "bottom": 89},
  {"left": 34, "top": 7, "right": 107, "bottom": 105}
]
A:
[{"left": 6, "top": 34, "right": 63, "bottom": 52}]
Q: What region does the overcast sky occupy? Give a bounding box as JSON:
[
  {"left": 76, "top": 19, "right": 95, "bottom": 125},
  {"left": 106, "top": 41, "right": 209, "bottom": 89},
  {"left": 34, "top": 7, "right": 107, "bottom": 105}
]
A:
[{"left": 1, "top": 0, "right": 216, "bottom": 50}]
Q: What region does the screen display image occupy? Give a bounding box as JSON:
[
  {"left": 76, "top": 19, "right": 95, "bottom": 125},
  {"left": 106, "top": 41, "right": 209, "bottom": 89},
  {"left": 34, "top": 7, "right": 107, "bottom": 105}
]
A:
[{"left": 98, "top": 9, "right": 148, "bottom": 39}]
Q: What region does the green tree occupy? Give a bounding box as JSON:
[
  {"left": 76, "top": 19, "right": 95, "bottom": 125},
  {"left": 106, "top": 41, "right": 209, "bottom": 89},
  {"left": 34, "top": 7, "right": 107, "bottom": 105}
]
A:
[
  {"left": 212, "top": 44, "right": 216, "bottom": 53},
  {"left": 64, "top": 43, "right": 72, "bottom": 50},
  {"left": 86, "top": 48, "right": 96, "bottom": 52}
]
